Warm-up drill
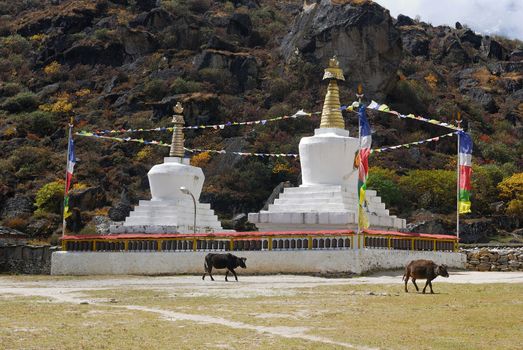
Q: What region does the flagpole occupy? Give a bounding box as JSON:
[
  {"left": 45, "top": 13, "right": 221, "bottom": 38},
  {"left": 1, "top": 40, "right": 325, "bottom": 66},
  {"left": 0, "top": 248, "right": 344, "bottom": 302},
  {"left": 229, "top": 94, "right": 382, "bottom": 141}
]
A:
[
  {"left": 456, "top": 112, "right": 462, "bottom": 244},
  {"left": 62, "top": 117, "right": 73, "bottom": 237},
  {"left": 356, "top": 84, "right": 363, "bottom": 249}
]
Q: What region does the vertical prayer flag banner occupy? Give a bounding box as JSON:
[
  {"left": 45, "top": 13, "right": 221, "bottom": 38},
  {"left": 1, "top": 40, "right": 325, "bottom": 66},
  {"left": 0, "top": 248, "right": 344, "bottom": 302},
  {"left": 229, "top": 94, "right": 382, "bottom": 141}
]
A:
[
  {"left": 458, "top": 131, "right": 473, "bottom": 214},
  {"left": 63, "top": 136, "right": 76, "bottom": 219},
  {"left": 358, "top": 104, "right": 372, "bottom": 229}
]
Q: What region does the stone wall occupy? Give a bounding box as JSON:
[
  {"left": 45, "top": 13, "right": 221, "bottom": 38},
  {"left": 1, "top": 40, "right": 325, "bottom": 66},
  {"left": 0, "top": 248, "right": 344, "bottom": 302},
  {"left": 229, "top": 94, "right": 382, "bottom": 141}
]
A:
[
  {"left": 462, "top": 247, "right": 523, "bottom": 271},
  {"left": 0, "top": 245, "right": 60, "bottom": 274}
]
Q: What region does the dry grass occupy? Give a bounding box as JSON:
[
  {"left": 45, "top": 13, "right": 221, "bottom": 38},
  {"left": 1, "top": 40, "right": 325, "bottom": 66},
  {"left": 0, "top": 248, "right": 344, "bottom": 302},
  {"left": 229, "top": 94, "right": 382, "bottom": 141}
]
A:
[
  {"left": 1, "top": 279, "right": 522, "bottom": 350},
  {"left": 83, "top": 283, "right": 523, "bottom": 350}
]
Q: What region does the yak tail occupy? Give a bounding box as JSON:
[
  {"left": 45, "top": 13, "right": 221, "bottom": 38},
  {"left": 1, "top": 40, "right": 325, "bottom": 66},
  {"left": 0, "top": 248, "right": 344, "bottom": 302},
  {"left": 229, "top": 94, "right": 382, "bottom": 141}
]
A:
[
  {"left": 402, "top": 273, "right": 406, "bottom": 281},
  {"left": 204, "top": 260, "right": 209, "bottom": 272}
]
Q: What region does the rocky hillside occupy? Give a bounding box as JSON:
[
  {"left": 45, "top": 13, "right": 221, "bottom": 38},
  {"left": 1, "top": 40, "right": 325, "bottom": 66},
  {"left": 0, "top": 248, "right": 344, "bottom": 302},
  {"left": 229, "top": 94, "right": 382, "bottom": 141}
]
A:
[{"left": 0, "top": 0, "right": 521, "bottom": 242}]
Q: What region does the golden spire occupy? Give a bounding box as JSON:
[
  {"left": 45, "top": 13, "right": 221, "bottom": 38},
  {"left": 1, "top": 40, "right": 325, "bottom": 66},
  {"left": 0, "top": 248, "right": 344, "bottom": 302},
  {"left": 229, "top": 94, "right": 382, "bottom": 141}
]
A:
[
  {"left": 320, "top": 57, "right": 345, "bottom": 129},
  {"left": 169, "top": 102, "right": 185, "bottom": 157}
]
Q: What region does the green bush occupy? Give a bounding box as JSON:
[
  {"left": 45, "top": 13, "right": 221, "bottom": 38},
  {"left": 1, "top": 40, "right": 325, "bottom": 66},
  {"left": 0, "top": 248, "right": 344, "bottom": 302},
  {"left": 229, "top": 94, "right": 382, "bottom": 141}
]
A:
[
  {"left": 143, "top": 79, "right": 169, "bottom": 100},
  {"left": 0, "top": 34, "right": 31, "bottom": 55},
  {"left": 479, "top": 142, "right": 518, "bottom": 164},
  {"left": 367, "top": 167, "right": 401, "bottom": 209},
  {"left": 398, "top": 169, "right": 455, "bottom": 213},
  {"left": 18, "top": 110, "right": 60, "bottom": 137},
  {"left": 0, "top": 82, "right": 23, "bottom": 97},
  {"left": 1, "top": 92, "right": 39, "bottom": 112},
  {"left": 170, "top": 77, "right": 202, "bottom": 94},
  {"left": 35, "top": 180, "right": 64, "bottom": 215},
  {"left": 8, "top": 146, "right": 53, "bottom": 179}
]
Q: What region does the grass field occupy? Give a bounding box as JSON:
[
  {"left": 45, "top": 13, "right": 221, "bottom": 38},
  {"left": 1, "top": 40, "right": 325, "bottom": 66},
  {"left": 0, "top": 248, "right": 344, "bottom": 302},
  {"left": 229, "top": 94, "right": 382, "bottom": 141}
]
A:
[{"left": 1, "top": 275, "right": 522, "bottom": 350}]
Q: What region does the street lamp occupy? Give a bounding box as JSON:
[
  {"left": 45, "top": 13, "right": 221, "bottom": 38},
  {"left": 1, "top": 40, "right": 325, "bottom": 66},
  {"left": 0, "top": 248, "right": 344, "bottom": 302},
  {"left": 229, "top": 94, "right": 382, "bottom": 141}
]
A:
[{"left": 180, "top": 187, "right": 196, "bottom": 234}]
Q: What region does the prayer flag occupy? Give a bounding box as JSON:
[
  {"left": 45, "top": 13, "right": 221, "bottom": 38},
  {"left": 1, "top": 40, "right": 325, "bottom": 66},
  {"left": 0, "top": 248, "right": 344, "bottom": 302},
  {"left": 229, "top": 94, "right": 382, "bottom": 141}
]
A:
[{"left": 459, "top": 131, "right": 473, "bottom": 214}]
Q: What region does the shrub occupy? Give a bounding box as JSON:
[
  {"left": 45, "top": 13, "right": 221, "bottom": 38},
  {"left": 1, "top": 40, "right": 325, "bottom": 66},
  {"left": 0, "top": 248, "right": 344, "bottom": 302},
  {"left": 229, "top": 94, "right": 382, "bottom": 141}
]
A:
[
  {"left": 0, "top": 82, "right": 23, "bottom": 97},
  {"left": 170, "top": 78, "right": 202, "bottom": 94},
  {"left": 18, "top": 110, "right": 60, "bottom": 137},
  {"left": 8, "top": 146, "right": 53, "bottom": 179},
  {"left": 367, "top": 167, "right": 401, "bottom": 209},
  {"left": 143, "top": 79, "right": 169, "bottom": 100},
  {"left": 187, "top": 0, "right": 210, "bottom": 13},
  {"left": 398, "top": 170, "right": 455, "bottom": 213},
  {"left": 1, "top": 92, "right": 39, "bottom": 112},
  {"left": 3, "top": 217, "right": 29, "bottom": 231},
  {"left": 498, "top": 173, "right": 523, "bottom": 217},
  {"left": 44, "top": 61, "right": 62, "bottom": 75},
  {"left": 1, "top": 34, "right": 31, "bottom": 55},
  {"left": 35, "top": 180, "right": 64, "bottom": 215},
  {"left": 190, "top": 151, "right": 211, "bottom": 168},
  {"left": 135, "top": 146, "right": 154, "bottom": 162},
  {"left": 479, "top": 142, "right": 518, "bottom": 164}
]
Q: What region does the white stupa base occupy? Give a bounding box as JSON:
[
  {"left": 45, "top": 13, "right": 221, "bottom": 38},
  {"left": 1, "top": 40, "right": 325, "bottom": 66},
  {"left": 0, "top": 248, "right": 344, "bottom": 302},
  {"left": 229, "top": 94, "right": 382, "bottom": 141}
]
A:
[
  {"left": 109, "top": 199, "right": 225, "bottom": 234},
  {"left": 248, "top": 184, "right": 406, "bottom": 232}
]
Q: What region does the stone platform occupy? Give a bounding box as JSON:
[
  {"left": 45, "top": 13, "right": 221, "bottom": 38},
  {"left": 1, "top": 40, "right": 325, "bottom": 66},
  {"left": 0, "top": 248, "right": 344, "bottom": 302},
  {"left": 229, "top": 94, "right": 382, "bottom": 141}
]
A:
[
  {"left": 249, "top": 185, "right": 406, "bottom": 231},
  {"left": 110, "top": 199, "right": 223, "bottom": 234}
]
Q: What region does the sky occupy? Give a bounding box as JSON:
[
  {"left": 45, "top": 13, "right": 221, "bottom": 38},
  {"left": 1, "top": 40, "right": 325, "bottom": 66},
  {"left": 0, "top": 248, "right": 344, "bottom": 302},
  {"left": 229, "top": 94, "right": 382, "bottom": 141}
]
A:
[{"left": 374, "top": 0, "right": 523, "bottom": 41}]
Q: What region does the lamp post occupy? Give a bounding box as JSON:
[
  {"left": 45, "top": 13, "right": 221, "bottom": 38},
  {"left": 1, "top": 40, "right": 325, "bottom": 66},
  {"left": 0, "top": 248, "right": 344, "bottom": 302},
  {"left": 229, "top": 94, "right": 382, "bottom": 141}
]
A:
[{"left": 180, "top": 186, "right": 196, "bottom": 233}]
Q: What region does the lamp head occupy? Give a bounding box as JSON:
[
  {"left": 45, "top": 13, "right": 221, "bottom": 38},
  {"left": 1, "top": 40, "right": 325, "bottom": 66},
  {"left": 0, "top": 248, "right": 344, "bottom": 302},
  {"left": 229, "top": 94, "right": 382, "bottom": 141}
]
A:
[{"left": 180, "top": 186, "right": 190, "bottom": 195}]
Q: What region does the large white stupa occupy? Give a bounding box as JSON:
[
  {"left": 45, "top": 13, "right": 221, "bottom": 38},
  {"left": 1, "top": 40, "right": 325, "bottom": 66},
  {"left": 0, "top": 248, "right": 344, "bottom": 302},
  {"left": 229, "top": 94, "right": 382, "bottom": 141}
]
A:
[
  {"left": 248, "top": 58, "right": 406, "bottom": 231},
  {"left": 110, "top": 103, "right": 224, "bottom": 234}
]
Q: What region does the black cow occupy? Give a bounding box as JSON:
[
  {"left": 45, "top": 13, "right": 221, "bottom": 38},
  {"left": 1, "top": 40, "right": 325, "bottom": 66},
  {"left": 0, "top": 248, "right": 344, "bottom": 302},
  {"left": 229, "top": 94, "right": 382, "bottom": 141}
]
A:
[
  {"left": 202, "top": 253, "right": 247, "bottom": 282},
  {"left": 403, "top": 259, "right": 449, "bottom": 294}
]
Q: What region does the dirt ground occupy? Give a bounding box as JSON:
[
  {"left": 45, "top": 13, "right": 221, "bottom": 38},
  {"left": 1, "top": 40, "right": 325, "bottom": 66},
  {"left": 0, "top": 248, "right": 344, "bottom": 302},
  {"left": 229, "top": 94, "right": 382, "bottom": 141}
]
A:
[{"left": 1, "top": 271, "right": 522, "bottom": 350}]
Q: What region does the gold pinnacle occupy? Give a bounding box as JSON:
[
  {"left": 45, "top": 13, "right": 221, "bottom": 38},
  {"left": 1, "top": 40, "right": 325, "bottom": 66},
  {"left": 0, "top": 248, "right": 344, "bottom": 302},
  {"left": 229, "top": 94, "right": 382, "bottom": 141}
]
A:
[
  {"left": 320, "top": 57, "right": 345, "bottom": 129},
  {"left": 170, "top": 103, "right": 185, "bottom": 157}
]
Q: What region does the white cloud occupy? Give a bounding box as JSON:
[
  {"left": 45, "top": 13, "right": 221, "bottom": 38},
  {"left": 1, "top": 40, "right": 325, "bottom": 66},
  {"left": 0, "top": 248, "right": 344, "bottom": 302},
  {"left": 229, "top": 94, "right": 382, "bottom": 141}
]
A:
[{"left": 374, "top": 0, "right": 523, "bottom": 40}]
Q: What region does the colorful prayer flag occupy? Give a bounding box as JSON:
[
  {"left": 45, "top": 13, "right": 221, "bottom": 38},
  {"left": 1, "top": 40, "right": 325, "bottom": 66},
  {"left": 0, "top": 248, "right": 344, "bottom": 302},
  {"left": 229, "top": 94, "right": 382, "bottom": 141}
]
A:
[
  {"left": 358, "top": 105, "right": 372, "bottom": 229},
  {"left": 63, "top": 135, "right": 76, "bottom": 219},
  {"left": 458, "top": 131, "right": 473, "bottom": 214}
]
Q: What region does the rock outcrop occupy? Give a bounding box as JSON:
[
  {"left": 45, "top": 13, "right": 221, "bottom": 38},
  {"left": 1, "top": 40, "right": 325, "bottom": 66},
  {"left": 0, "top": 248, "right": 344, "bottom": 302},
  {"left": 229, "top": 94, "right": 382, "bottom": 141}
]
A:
[{"left": 280, "top": 0, "right": 402, "bottom": 98}]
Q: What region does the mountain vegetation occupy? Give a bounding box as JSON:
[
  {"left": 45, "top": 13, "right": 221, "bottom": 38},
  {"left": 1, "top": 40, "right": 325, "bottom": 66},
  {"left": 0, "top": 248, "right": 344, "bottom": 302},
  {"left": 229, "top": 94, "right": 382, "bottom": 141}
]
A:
[{"left": 0, "top": 0, "right": 521, "bottom": 242}]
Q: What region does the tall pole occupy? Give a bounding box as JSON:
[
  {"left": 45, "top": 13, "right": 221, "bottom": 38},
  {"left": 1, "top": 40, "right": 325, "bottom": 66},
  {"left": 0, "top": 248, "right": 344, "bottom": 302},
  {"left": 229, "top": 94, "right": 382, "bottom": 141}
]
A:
[
  {"left": 356, "top": 84, "right": 363, "bottom": 249},
  {"left": 189, "top": 192, "right": 196, "bottom": 234},
  {"left": 62, "top": 117, "right": 73, "bottom": 237},
  {"left": 456, "top": 112, "right": 462, "bottom": 243}
]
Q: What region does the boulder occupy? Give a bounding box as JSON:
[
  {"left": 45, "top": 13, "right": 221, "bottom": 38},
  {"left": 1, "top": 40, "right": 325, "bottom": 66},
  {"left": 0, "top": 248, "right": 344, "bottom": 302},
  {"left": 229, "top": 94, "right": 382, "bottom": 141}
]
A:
[
  {"left": 108, "top": 190, "right": 132, "bottom": 222},
  {"left": 466, "top": 87, "right": 498, "bottom": 113},
  {"left": 68, "top": 186, "right": 107, "bottom": 211},
  {"left": 459, "top": 29, "right": 482, "bottom": 49},
  {"left": 481, "top": 37, "right": 508, "bottom": 60},
  {"left": 395, "top": 14, "right": 415, "bottom": 27},
  {"left": 0, "top": 195, "right": 34, "bottom": 220},
  {"left": 119, "top": 27, "right": 158, "bottom": 56},
  {"left": 65, "top": 208, "right": 84, "bottom": 233},
  {"left": 442, "top": 40, "right": 471, "bottom": 65},
  {"left": 227, "top": 13, "right": 252, "bottom": 37},
  {"left": 130, "top": 8, "right": 174, "bottom": 31},
  {"left": 280, "top": 0, "right": 402, "bottom": 98},
  {"left": 194, "top": 49, "right": 258, "bottom": 92},
  {"left": 63, "top": 42, "right": 125, "bottom": 66},
  {"left": 455, "top": 22, "right": 463, "bottom": 30},
  {"left": 206, "top": 35, "right": 238, "bottom": 52},
  {"left": 401, "top": 27, "right": 430, "bottom": 57},
  {"left": 135, "top": 0, "right": 159, "bottom": 12},
  {"left": 459, "top": 220, "right": 497, "bottom": 244},
  {"left": 509, "top": 50, "right": 523, "bottom": 62}
]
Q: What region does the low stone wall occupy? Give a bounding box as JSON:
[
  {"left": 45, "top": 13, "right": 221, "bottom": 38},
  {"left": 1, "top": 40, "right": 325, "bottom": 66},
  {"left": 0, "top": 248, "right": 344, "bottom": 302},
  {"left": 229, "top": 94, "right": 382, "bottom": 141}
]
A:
[
  {"left": 0, "top": 245, "right": 60, "bottom": 274},
  {"left": 51, "top": 249, "right": 466, "bottom": 275},
  {"left": 462, "top": 247, "right": 523, "bottom": 271}
]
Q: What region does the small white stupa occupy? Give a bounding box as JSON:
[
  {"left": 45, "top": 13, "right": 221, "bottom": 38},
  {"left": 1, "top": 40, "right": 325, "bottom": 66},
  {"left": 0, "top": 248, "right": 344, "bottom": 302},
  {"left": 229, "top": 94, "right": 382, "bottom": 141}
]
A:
[
  {"left": 248, "top": 58, "right": 406, "bottom": 231},
  {"left": 110, "top": 103, "right": 224, "bottom": 234}
]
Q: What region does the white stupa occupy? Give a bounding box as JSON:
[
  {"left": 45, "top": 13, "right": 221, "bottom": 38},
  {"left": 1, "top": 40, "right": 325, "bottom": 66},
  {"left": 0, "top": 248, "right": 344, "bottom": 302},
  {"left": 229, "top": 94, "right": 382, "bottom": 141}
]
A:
[
  {"left": 110, "top": 103, "right": 224, "bottom": 234},
  {"left": 248, "top": 58, "right": 406, "bottom": 231}
]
